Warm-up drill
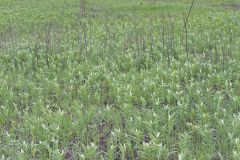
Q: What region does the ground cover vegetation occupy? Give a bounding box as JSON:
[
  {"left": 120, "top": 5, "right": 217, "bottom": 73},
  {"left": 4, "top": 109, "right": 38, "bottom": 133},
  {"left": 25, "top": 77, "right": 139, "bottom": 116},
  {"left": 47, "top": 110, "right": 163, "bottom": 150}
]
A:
[{"left": 0, "top": 0, "right": 240, "bottom": 159}]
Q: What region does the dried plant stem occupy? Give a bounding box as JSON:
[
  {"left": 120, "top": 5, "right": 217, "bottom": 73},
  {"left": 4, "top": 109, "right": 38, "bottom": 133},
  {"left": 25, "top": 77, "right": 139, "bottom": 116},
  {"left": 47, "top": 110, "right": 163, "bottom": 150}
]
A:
[{"left": 184, "top": 0, "right": 195, "bottom": 62}]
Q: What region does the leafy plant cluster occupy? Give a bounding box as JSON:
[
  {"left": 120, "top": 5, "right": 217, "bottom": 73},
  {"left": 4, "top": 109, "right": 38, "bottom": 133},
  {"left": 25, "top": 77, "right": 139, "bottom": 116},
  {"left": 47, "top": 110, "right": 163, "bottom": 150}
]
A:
[{"left": 0, "top": 0, "right": 240, "bottom": 159}]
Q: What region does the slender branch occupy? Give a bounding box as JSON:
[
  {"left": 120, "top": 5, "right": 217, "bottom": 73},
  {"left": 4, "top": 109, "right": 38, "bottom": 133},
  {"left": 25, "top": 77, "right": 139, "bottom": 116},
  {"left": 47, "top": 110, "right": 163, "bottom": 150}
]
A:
[
  {"left": 184, "top": 0, "right": 195, "bottom": 62},
  {"left": 184, "top": 0, "right": 195, "bottom": 26}
]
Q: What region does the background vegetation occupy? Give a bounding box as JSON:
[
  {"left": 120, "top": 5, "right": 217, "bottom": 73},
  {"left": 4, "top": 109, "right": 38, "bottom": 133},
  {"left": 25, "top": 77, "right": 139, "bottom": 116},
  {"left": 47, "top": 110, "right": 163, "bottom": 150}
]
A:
[{"left": 0, "top": 0, "right": 240, "bottom": 159}]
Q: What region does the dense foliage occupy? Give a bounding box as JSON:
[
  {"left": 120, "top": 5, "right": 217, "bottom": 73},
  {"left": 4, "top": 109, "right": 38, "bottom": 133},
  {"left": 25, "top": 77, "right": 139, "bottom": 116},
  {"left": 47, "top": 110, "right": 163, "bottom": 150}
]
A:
[{"left": 0, "top": 0, "right": 240, "bottom": 159}]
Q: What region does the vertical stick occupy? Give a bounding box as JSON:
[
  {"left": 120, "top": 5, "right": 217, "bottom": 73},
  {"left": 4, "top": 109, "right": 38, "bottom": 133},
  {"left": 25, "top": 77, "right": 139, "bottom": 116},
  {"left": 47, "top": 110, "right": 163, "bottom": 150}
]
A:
[
  {"left": 168, "top": 12, "right": 175, "bottom": 58},
  {"left": 184, "top": 0, "right": 195, "bottom": 62},
  {"left": 221, "top": 39, "right": 225, "bottom": 72},
  {"left": 0, "top": 31, "right": 2, "bottom": 50},
  {"left": 45, "top": 22, "right": 52, "bottom": 67},
  {"left": 229, "top": 28, "right": 232, "bottom": 58},
  {"left": 83, "top": 23, "right": 88, "bottom": 55},
  {"left": 80, "top": 0, "right": 85, "bottom": 17},
  {"left": 162, "top": 11, "right": 165, "bottom": 59},
  {"left": 33, "top": 32, "right": 40, "bottom": 71}
]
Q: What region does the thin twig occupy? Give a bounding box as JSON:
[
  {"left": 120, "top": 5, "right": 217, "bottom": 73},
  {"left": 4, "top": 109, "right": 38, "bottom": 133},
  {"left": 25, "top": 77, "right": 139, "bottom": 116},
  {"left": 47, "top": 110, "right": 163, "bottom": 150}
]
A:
[{"left": 184, "top": 0, "right": 195, "bottom": 62}]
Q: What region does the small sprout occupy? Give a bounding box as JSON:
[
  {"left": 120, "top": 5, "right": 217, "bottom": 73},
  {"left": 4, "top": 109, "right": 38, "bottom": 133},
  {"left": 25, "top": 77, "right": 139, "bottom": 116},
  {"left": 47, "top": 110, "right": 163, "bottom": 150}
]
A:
[
  {"left": 235, "top": 138, "right": 239, "bottom": 144},
  {"left": 56, "top": 125, "right": 59, "bottom": 130},
  {"left": 130, "top": 117, "right": 133, "bottom": 122},
  {"left": 228, "top": 133, "right": 233, "bottom": 139},
  {"left": 80, "top": 154, "right": 85, "bottom": 159},
  {"left": 135, "top": 129, "right": 139, "bottom": 134},
  {"left": 153, "top": 112, "right": 157, "bottom": 117},
  {"left": 20, "top": 148, "right": 24, "bottom": 153},
  {"left": 220, "top": 119, "right": 224, "bottom": 124},
  {"left": 58, "top": 108, "right": 64, "bottom": 115},
  {"left": 42, "top": 124, "right": 48, "bottom": 130},
  {"left": 143, "top": 142, "right": 149, "bottom": 147},
  {"left": 6, "top": 131, "right": 10, "bottom": 137},
  {"left": 0, "top": 106, "right": 5, "bottom": 109},
  {"left": 155, "top": 132, "right": 160, "bottom": 138}
]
